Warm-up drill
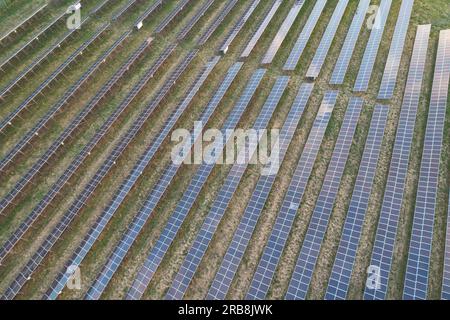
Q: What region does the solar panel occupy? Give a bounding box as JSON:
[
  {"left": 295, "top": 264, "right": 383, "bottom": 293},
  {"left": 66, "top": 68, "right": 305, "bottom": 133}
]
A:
[
  {"left": 325, "top": 105, "right": 389, "bottom": 300},
  {"left": 177, "top": 0, "right": 215, "bottom": 40},
  {"left": 261, "top": 0, "right": 305, "bottom": 65},
  {"left": 125, "top": 64, "right": 256, "bottom": 300},
  {"left": 207, "top": 83, "right": 314, "bottom": 300},
  {"left": 354, "top": 0, "right": 392, "bottom": 92},
  {"left": 112, "top": 0, "right": 139, "bottom": 21},
  {"left": 197, "top": 0, "right": 239, "bottom": 46},
  {"left": 134, "top": 0, "right": 163, "bottom": 30},
  {"left": 283, "top": 0, "right": 327, "bottom": 71},
  {"left": 306, "top": 0, "right": 349, "bottom": 79},
  {"left": 219, "top": 0, "right": 261, "bottom": 54},
  {"left": 91, "top": 0, "right": 113, "bottom": 15},
  {"left": 402, "top": 28, "right": 450, "bottom": 300},
  {"left": 45, "top": 56, "right": 222, "bottom": 300},
  {"left": 378, "top": 0, "right": 414, "bottom": 99},
  {"left": 0, "top": 48, "right": 191, "bottom": 300},
  {"left": 166, "top": 75, "right": 287, "bottom": 300},
  {"left": 0, "top": 31, "right": 130, "bottom": 174},
  {"left": 241, "top": 0, "right": 282, "bottom": 58},
  {"left": 444, "top": 189, "right": 450, "bottom": 300},
  {"left": 0, "top": 40, "right": 156, "bottom": 254},
  {"left": 155, "top": 0, "right": 192, "bottom": 34},
  {"left": 285, "top": 97, "right": 363, "bottom": 300},
  {"left": 0, "top": 23, "right": 109, "bottom": 131},
  {"left": 0, "top": 4, "right": 47, "bottom": 45},
  {"left": 363, "top": 24, "right": 431, "bottom": 300},
  {"left": 330, "top": 0, "right": 370, "bottom": 84},
  {"left": 0, "top": 4, "right": 93, "bottom": 96},
  {"left": 246, "top": 91, "right": 337, "bottom": 300}
]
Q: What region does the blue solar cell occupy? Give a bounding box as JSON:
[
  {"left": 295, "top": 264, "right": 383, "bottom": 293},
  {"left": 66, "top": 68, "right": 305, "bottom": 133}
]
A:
[
  {"left": 378, "top": 0, "right": 414, "bottom": 99},
  {"left": 283, "top": 0, "right": 326, "bottom": 71},
  {"left": 330, "top": 0, "right": 370, "bottom": 84},
  {"left": 207, "top": 83, "right": 314, "bottom": 300},
  {"left": 403, "top": 28, "right": 449, "bottom": 300},
  {"left": 325, "top": 105, "right": 389, "bottom": 300},
  {"left": 354, "top": 0, "right": 392, "bottom": 92},
  {"left": 246, "top": 91, "right": 338, "bottom": 300},
  {"left": 305, "top": 0, "right": 349, "bottom": 79},
  {"left": 285, "top": 97, "right": 363, "bottom": 300},
  {"left": 364, "top": 24, "right": 431, "bottom": 300},
  {"left": 262, "top": 0, "right": 305, "bottom": 65},
  {"left": 165, "top": 76, "right": 288, "bottom": 300}
]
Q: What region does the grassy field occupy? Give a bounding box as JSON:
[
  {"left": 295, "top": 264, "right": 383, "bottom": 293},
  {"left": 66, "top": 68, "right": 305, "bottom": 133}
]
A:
[{"left": 0, "top": 0, "right": 449, "bottom": 300}]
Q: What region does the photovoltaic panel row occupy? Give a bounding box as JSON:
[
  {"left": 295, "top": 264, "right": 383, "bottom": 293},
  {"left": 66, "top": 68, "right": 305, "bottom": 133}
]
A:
[
  {"left": 166, "top": 75, "right": 287, "bottom": 300},
  {"left": 0, "top": 3, "right": 47, "bottom": 44},
  {"left": 403, "top": 28, "right": 449, "bottom": 300},
  {"left": 363, "top": 24, "right": 431, "bottom": 300},
  {"left": 0, "top": 39, "right": 158, "bottom": 264},
  {"left": 0, "top": 48, "right": 193, "bottom": 300},
  {"left": 45, "top": 56, "right": 221, "bottom": 300},
  {"left": 330, "top": 0, "right": 370, "bottom": 85},
  {"left": 286, "top": 97, "right": 363, "bottom": 300},
  {"left": 354, "top": 0, "right": 392, "bottom": 92},
  {"left": 155, "top": 0, "right": 192, "bottom": 33},
  {"left": 197, "top": 0, "right": 239, "bottom": 46},
  {"left": 306, "top": 0, "right": 349, "bottom": 79},
  {"left": 0, "top": 31, "right": 130, "bottom": 173},
  {"left": 112, "top": 0, "right": 139, "bottom": 20},
  {"left": 0, "top": 23, "right": 109, "bottom": 132},
  {"left": 86, "top": 64, "right": 258, "bottom": 301},
  {"left": 126, "top": 66, "right": 267, "bottom": 301},
  {"left": 207, "top": 83, "right": 314, "bottom": 300},
  {"left": 283, "top": 0, "right": 327, "bottom": 71},
  {"left": 325, "top": 105, "right": 389, "bottom": 300},
  {"left": 261, "top": 0, "right": 305, "bottom": 65},
  {"left": 0, "top": 5, "right": 93, "bottom": 98},
  {"left": 0, "top": 6, "right": 66, "bottom": 71},
  {"left": 177, "top": 0, "right": 215, "bottom": 40},
  {"left": 247, "top": 91, "right": 337, "bottom": 300},
  {"left": 91, "top": 0, "right": 113, "bottom": 15},
  {"left": 444, "top": 190, "right": 450, "bottom": 300},
  {"left": 241, "top": 0, "right": 282, "bottom": 58},
  {"left": 134, "top": 0, "right": 162, "bottom": 29},
  {"left": 219, "top": 0, "right": 261, "bottom": 54},
  {"left": 378, "top": 0, "right": 414, "bottom": 100}
]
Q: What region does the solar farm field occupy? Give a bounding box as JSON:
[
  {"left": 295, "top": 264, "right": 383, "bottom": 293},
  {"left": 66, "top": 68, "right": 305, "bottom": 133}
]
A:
[{"left": 0, "top": 0, "right": 449, "bottom": 301}]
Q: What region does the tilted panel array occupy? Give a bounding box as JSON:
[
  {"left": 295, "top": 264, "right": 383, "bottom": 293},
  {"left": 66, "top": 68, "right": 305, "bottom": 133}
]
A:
[
  {"left": 403, "top": 28, "right": 450, "bottom": 300},
  {"left": 134, "top": 0, "right": 163, "bottom": 29},
  {"left": 219, "top": 0, "right": 261, "bottom": 54},
  {"left": 112, "top": 0, "right": 139, "bottom": 21},
  {"left": 166, "top": 73, "right": 288, "bottom": 300},
  {"left": 354, "top": 0, "right": 392, "bottom": 92},
  {"left": 0, "top": 39, "right": 153, "bottom": 265},
  {"left": 261, "top": 0, "right": 305, "bottom": 65},
  {"left": 378, "top": 0, "right": 414, "bottom": 99},
  {"left": 0, "top": 7, "right": 93, "bottom": 97},
  {"left": 330, "top": 0, "right": 370, "bottom": 84},
  {"left": 73, "top": 56, "right": 219, "bottom": 300},
  {"left": 363, "top": 24, "right": 430, "bottom": 300},
  {"left": 444, "top": 190, "right": 450, "bottom": 300},
  {"left": 306, "top": 0, "right": 349, "bottom": 79},
  {"left": 177, "top": 0, "right": 215, "bottom": 40},
  {"left": 283, "top": 0, "right": 327, "bottom": 71},
  {"left": 241, "top": 0, "right": 282, "bottom": 58},
  {"left": 0, "top": 47, "right": 185, "bottom": 300},
  {"left": 325, "top": 105, "right": 389, "bottom": 300},
  {"left": 197, "top": 0, "right": 239, "bottom": 46},
  {"left": 0, "top": 3, "right": 47, "bottom": 44},
  {"left": 285, "top": 97, "right": 363, "bottom": 300},
  {"left": 126, "top": 63, "right": 245, "bottom": 300},
  {"left": 247, "top": 91, "right": 337, "bottom": 300},
  {"left": 155, "top": 0, "right": 192, "bottom": 33},
  {"left": 0, "top": 31, "right": 130, "bottom": 173},
  {"left": 0, "top": 23, "right": 109, "bottom": 131},
  {"left": 207, "top": 83, "right": 314, "bottom": 300}
]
